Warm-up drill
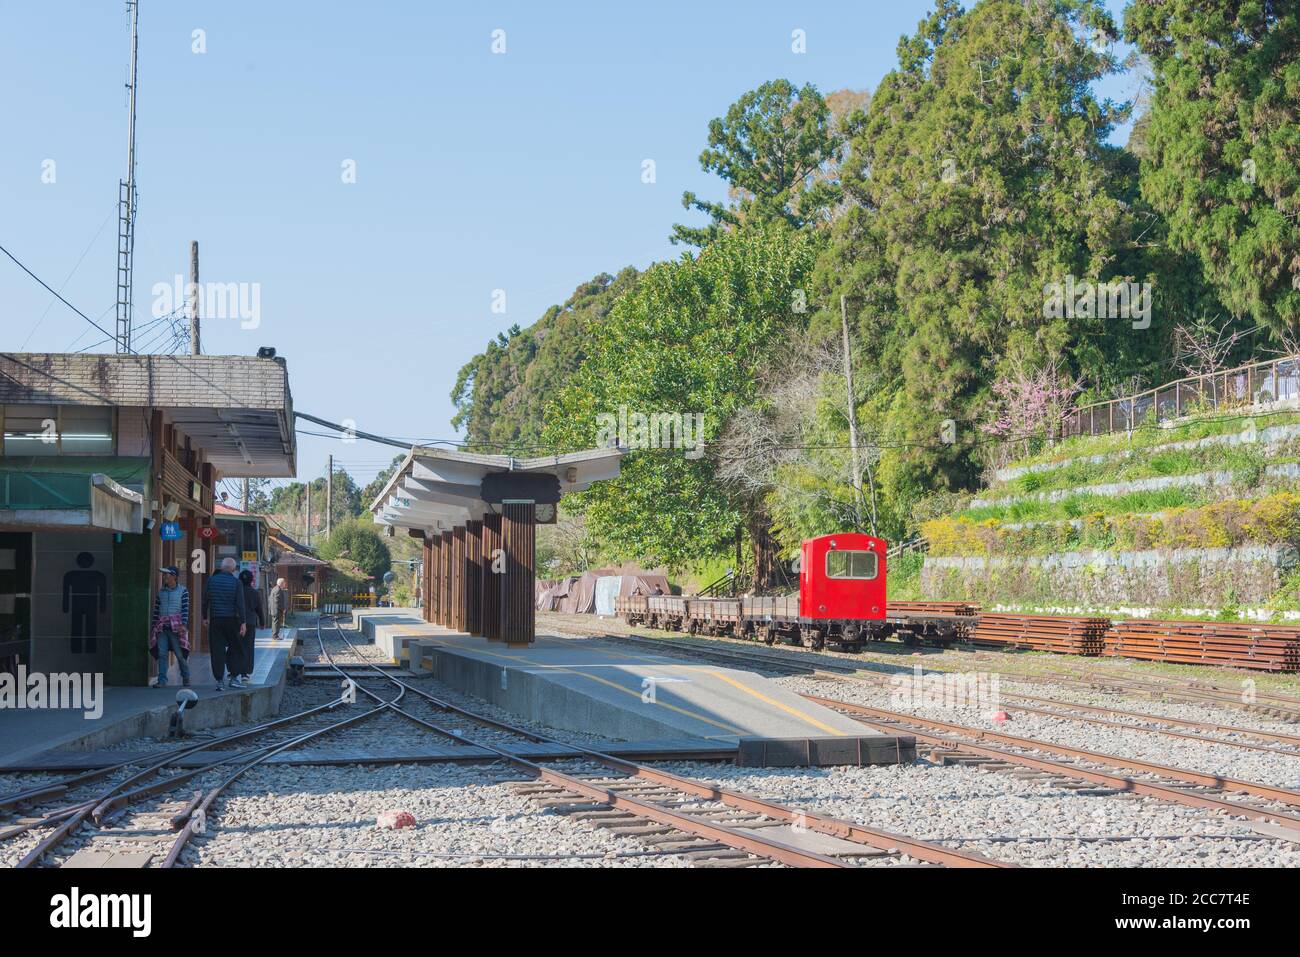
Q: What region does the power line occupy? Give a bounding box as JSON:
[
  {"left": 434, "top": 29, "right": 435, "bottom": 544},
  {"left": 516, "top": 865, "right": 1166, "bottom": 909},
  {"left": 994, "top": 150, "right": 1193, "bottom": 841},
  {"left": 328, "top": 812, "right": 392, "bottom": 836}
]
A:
[
  {"left": 0, "top": 241, "right": 136, "bottom": 354},
  {"left": 17, "top": 205, "right": 118, "bottom": 350}
]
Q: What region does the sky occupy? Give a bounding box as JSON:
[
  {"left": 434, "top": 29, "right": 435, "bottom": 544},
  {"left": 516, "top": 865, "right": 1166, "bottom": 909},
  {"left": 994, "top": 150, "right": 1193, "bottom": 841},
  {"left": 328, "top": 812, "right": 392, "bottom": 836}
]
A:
[{"left": 0, "top": 0, "right": 1138, "bottom": 496}]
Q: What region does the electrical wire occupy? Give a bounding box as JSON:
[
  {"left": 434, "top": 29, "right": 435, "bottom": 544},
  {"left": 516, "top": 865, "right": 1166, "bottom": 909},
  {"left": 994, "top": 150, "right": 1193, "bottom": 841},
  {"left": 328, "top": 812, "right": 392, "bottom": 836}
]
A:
[{"left": 0, "top": 240, "right": 136, "bottom": 353}]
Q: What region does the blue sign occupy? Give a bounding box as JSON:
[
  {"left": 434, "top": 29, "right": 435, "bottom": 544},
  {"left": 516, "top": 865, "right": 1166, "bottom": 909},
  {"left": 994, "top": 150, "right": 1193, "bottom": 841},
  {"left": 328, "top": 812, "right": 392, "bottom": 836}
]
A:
[{"left": 160, "top": 520, "right": 183, "bottom": 541}]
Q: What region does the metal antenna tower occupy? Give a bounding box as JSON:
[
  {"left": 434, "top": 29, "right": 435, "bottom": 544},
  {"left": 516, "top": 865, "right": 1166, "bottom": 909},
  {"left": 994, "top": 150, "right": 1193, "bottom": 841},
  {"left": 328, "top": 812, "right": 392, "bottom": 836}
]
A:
[{"left": 115, "top": 1, "right": 140, "bottom": 353}]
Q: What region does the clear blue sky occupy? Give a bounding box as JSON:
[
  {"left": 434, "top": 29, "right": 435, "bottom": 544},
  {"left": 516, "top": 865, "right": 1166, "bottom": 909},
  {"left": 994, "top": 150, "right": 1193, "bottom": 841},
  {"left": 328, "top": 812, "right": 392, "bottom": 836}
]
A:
[{"left": 1, "top": 0, "right": 1137, "bottom": 493}]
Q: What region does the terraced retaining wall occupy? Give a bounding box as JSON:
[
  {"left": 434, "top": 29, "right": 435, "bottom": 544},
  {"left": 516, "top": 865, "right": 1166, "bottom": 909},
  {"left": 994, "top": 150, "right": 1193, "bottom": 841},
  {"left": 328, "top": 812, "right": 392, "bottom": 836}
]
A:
[{"left": 921, "top": 544, "right": 1297, "bottom": 609}]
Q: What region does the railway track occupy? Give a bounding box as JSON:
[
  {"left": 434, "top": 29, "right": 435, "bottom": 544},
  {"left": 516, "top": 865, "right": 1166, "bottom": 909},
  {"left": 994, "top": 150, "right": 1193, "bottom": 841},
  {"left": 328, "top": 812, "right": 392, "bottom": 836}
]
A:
[
  {"left": 583, "top": 630, "right": 1300, "bottom": 838},
  {"left": 0, "top": 682, "right": 388, "bottom": 867},
  {"left": 576, "top": 607, "right": 1300, "bottom": 721},
  {"left": 806, "top": 695, "right": 1300, "bottom": 838},
  {"left": 591, "top": 629, "right": 1300, "bottom": 754},
  {"left": 308, "top": 617, "right": 1009, "bottom": 868}
]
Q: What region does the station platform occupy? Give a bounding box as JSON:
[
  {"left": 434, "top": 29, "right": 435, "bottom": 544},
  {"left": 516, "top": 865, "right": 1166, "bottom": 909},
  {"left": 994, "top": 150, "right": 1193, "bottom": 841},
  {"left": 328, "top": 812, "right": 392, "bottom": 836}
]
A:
[
  {"left": 351, "top": 608, "right": 914, "bottom": 766},
  {"left": 0, "top": 628, "right": 296, "bottom": 767}
]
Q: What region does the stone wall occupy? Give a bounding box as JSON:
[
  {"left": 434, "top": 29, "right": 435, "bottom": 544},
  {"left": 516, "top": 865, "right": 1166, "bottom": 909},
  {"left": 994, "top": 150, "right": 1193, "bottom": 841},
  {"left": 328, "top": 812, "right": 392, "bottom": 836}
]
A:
[{"left": 921, "top": 544, "right": 1296, "bottom": 610}]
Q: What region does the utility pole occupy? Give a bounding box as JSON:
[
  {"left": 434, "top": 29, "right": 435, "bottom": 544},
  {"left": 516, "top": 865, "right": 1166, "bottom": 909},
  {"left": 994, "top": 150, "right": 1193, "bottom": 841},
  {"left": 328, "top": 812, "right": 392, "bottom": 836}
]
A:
[
  {"left": 189, "top": 241, "right": 201, "bottom": 354},
  {"left": 305, "top": 482, "right": 311, "bottom": 549},
  {"left": 115, "top": 0, "right": 140, "bottom": 353},
  {"left": 326, "top": 455, "right": 333, "bottom": 538},
  {"left": 841, "top": 295, "right": 865, "bottom": 530},
  {"left": 241, "top": 477, "right": 249, "bottom": 512}
]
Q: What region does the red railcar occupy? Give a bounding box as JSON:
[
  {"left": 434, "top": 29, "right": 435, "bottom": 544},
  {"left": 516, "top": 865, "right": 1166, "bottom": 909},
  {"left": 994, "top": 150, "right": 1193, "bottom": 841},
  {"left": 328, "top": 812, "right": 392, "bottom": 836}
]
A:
[
  {"left": 800, "top": 533, "right": 886, "bottom": 624},
  {"left": 614, "top": 533, "right": 967, "bottom": 651}
]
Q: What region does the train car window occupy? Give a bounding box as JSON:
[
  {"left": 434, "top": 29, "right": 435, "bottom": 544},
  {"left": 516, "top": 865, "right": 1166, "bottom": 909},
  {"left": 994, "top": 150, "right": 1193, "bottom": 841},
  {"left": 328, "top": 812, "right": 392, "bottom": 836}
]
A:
[{"left": 825, "top": 550, "right": 878, "bottom": 580}]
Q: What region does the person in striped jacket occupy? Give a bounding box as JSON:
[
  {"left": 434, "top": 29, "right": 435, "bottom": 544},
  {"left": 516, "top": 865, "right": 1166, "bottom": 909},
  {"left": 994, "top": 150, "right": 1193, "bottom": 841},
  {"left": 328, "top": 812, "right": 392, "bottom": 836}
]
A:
[{"left": 150, "top": 565, "right": 191, "bottom": 688}]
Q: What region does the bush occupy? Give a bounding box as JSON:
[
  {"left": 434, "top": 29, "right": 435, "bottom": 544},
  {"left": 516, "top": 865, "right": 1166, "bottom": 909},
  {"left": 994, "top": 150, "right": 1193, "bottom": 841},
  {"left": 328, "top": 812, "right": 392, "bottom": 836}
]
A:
[
  {"left": 924, "top": 492, "right": 1300, "bottom": 558},
  {"left": 317, "top": 518, "right": 392, "bottom": 582}
]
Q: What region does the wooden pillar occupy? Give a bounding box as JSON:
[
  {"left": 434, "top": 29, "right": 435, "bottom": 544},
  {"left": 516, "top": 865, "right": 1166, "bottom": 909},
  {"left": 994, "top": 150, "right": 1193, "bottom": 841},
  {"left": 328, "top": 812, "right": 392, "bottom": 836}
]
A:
[
  {"left": 465, "top": 519, "right": 482, "bottom": 635},
  {"left": 439, "top": 530, "right": 453, "bottom": 627},
  {"left": 451, "top": 526, "right": 467, "bottom": 631},
  {"left": 501, "top": 502, "right": 536, "bottom": 645},
  {"left": 481, "top": 512, "right": 502, "bottom": 641},
  {"left": 429, "top": 533, "right": 442, "bottom": 625},
  {"left": 422, "top": 534, "right": 432, "bottom": 622}
]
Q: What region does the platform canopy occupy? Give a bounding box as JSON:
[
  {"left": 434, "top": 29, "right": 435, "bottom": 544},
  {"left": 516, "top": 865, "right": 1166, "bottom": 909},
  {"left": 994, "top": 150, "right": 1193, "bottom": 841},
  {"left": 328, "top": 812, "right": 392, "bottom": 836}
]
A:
[{"left": 368, "top": 445, "right": 624, "bottom": 533}]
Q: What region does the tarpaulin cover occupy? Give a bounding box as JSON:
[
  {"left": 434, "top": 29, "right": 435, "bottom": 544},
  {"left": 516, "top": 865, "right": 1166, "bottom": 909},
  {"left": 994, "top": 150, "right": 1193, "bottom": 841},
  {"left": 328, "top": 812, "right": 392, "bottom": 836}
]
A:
[
  {"left": 561, "top": 570, "right": 614, "bottom": 614},
  {"left": 594, "top": 574, "right": 671, "bottom": 615},
  {"left": 537, "top": 576, "right": 576, "bottom": 611}
]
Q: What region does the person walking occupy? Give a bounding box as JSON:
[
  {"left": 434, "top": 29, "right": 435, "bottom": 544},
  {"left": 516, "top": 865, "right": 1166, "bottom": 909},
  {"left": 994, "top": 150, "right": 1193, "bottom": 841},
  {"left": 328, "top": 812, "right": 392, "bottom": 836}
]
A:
[
  {"left": 237, "top": 568, "right": 264, "bottom": 683},
  {"left": 268, "top": 577, "right": 288, "bottom": 640},
  {"left": 202, "top": 557, "right": 247, "bottom": 690},
  {"left": 150, "top": 566, "right": 191, "bottom": 688}
]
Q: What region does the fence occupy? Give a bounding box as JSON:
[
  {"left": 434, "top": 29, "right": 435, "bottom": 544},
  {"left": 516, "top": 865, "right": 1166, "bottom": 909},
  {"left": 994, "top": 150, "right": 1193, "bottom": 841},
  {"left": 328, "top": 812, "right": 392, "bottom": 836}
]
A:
[
  {"left": 1061, "top": 355, "right": 1300, "bottom": 440},
  {"left": 291, "top": 592, "right": 315, "bottom": 611}
]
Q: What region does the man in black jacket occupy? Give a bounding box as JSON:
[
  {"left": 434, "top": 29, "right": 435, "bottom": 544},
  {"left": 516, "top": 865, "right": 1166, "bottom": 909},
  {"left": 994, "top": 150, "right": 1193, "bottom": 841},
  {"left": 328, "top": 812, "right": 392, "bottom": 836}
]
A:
[
  {"left": 202, "top": 557, "right": 247, "bottom": 690},
  {"left": 237, "top": 568, "right": 265, "bottom": 683}
]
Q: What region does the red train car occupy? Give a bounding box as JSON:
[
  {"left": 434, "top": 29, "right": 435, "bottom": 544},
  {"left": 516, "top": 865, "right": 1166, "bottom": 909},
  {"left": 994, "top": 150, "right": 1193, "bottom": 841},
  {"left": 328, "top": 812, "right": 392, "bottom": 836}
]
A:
[
  {"left": 615, "top": 533, "right": 967, "bottom": 651},
  {"left": 800, "top": 533, "right": 887, "bottom": 624}
]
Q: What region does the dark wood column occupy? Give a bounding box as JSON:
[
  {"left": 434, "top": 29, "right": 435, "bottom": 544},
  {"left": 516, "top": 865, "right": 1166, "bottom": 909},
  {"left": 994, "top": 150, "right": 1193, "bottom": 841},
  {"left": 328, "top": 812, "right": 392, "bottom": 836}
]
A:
[
  {"left": 451, "top": 526, "right": 467, "bottom": 631},
  {"left": 422, "top": 534, "right": 433, "bottom": 622},
  {"left": 434, "top": 533, "right": 444, "bottom": 624},
  {"left": 481, "top": 512, "right": 502, "bottom": 641},
  {"left": 439, "top": 530, "right": 452, "bottom": 626},
  {"left": 464, "top": 520, "right": 482, "bottom": 635},
  {"left": 501, "top": 502, "right": 536, "bottom": 645}
]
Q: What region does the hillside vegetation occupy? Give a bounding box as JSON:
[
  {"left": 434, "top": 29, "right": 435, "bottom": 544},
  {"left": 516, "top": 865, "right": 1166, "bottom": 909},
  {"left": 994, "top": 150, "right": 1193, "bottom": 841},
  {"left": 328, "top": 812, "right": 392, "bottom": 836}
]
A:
[{"left": 447, "top": 1, "right": 1300, "bottom": 585}]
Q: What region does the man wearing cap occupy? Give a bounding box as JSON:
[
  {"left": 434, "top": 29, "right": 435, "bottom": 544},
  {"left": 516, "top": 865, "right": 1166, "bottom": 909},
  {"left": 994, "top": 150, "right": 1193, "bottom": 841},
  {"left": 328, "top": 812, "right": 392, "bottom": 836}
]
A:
[{"left": 150, "top": 566, "right": 191, "bottom": 688}]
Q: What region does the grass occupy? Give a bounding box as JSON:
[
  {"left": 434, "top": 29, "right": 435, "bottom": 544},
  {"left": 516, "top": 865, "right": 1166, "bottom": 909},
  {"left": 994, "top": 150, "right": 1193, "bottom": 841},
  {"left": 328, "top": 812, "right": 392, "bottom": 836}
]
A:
[
  {"left": 981, "top": 441, "right": 1283, "bottom": 502},
  {"left": 1006, "top": 409, "right": 1298, "bottom": 471},
  {"left": 886, "top": 552, "right": 924, "bottom": 601},
  {"left": 957, "top": 486, "right": 1205, "bottom": 525}
]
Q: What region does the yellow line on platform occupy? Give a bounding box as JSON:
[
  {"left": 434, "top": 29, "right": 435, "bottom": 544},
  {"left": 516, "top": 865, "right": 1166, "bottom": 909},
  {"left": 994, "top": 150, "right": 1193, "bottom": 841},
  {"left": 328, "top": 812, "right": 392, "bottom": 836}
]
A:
[{"left": 702, "top": 670, "right": 846, "bottom": 736}]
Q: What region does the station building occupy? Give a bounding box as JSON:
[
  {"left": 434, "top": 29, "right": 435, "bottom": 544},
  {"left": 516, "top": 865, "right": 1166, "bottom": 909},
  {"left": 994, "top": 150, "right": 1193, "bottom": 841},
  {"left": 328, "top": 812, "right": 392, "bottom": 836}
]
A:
[{"left": 0, "top": 353, "right": 296, "bottom": 684}]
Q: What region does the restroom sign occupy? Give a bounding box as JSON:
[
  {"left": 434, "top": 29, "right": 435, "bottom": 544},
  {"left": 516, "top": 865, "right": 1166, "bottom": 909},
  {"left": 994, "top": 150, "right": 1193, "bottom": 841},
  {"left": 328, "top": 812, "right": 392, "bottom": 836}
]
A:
[{"left": 160, "top": 521, "right": 183, "bottom": 541}]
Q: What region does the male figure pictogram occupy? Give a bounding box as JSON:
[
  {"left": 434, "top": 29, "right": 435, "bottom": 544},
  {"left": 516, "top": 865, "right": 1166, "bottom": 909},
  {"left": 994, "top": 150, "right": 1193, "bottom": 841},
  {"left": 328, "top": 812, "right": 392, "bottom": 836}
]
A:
[{"left": 63, "top": 552, "right": 107, "bottom": 653}]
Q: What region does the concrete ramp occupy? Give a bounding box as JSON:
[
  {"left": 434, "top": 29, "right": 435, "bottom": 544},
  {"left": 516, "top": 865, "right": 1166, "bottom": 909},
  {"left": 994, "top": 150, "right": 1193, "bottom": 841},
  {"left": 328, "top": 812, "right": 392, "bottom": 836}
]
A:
[{"left": 351, "top": 609, "right": 913, "bottom": 766}]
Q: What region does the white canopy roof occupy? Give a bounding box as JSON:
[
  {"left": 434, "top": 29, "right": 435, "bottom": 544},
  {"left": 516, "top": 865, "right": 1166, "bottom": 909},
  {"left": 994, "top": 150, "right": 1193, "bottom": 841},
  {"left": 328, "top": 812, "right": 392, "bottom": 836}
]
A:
[{"left": 369, "top": 445, "right": 624, "bottom": 534}]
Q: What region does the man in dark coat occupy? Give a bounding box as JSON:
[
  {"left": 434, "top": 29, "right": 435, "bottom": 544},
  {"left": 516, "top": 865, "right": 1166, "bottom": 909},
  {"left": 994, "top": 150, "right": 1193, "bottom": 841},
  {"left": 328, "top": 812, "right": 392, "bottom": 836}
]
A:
[
  {"left": 202, "top": 557, "right": 247, "bottom": 690},
  {"left": 237, "top": 568, "right": 265, "bottom": 683}
]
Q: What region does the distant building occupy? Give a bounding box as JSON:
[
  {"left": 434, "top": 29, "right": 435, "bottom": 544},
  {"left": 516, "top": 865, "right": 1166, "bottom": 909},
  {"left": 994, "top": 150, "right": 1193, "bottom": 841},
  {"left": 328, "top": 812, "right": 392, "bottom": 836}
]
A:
[
  {"left": 264, "top": 524, "right": 330, "bottom": 609},
  {"left": 0, "top": 353, "right": 296, "bottom": 684}
]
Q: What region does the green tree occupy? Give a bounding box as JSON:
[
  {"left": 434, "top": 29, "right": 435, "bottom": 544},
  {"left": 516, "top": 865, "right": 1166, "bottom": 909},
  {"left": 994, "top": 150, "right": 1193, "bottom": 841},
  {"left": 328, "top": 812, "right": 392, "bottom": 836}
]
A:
[
  {"left": 1125, "top": 0, "right": 1300, "bottom": 336},
  {"left": 360, "top": 453, "right": 407, "bottom": 510},
  {"left": 544, "top": 223, "right": 816, "bottom": 584},
  {"left": 317, "top": 517, "right": 392, "bottom": 582},
  {"left": 841, "top": 0, "right": 1137, "bottom": 505},
  {"left": 672, "top": 79, "right": 844, "bottom": 247},
  {"left": 451, "top": 268, "right": 639, "bottom": 452}
]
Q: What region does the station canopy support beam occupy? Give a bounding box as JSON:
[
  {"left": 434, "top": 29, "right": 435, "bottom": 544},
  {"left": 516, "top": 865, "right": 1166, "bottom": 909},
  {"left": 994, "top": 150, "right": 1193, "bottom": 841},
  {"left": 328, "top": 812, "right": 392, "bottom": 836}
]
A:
[{"left": 369, "top": 446, "right": 623, "bottom": 645}]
